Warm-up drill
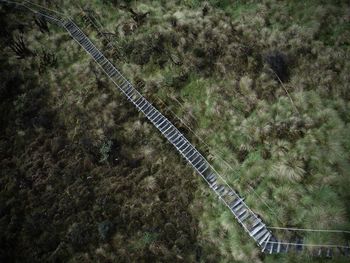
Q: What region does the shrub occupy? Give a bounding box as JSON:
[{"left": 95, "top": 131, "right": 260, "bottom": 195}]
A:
[
  {"left": 265, "top": 50, "right": 289, "bottom": 82},
  {"left": 99, "top": 140, "right": 112, "bottom": 163},
  {"left": 98, "top": 220, "right": 114, "bottom": 241}
]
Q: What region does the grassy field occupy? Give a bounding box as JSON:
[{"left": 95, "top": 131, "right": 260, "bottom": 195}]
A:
[{"left": 0, "top": 0, "right": 349, "bottom": 262}]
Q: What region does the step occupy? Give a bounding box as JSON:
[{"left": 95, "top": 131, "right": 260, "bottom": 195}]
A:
[
  {"left": 134, "top": 97, "right": 143, "bottom": 105},
  {"left": 158, "top": 122, "right": 169, "bottom": 131},
  {"left": 265, "top": 241, "right": 275, "bottom": 254},
  {"left": 100, "top": 59, "right": 109, "bottom": 67},
  {"left": 285, "top": 242, "right": 289, "bottom": 253},
  {"left": 276, "top": 241, "right": 281, "bottom": 253},
  {"left": 326, "top": 248, "right": 332, "bottom": 258},
  {"left": 295, "top": 238, "right": 303, "bottom": 252},
  {"left": 104, "top": 61, "right": 112, "bottom": 69},
  {"left": 219, "top": 186, "right": 228, "bottom": 197},
  {"left": 109, "top": 70, "right": 118, "bottom": 78},
  {"left": 87, "top": 46, "right": 95, "bottom": 53},
  {"left": 189, "top": 152, "right": 200, "bottom": 163},
  {"left": 229, "top": 198, "right": 241, "bottom": 209},
  {"left": 166, "top": 129, "right": 177, "bottom": 139},
  {"left": 168, "top": 134, "right": 181, "bottom": 144},
  {"left": 169, "top": 133, "right": 180, "bottom": 142},
  {"left": 195, "top": 159, "right": 205, "bottom": 168},
  {"left": 166, "top": 125, "right": 176, "bottom": 135},
  {"left": 68, "top": 26, "right": 78, "bottom": 34},
  {"left": 142, "top": 102, "right": 152, "bottom": 112},
  {"left": 186, "top": 149, "right": 197, "bottom": 159},
  {"left": 196, "top": 162, "right": 207, "bottom": 173},
  {"left": 163, "top": 125, "right": 174, "bottom": 135},
  {"left": 258, "top": 232, "right": 271, "bottom": 246},
  {"left": 192, "top": 156, "right": 203, "bottom": 166},
  {"left": 208, "top": 176, "right": 217, "bottom": 184},
  {"left": 120, "top": 82, "right": 130, "bottom": 91},
  {"left": 233, "top": 203, "right": 244, "bottom": 214},
  {"left": 183, "top": 146, "right": 194, "bottom": 156},
  {"left": 345, "top": 244, "right": 350, "bottom": 256},
  {"left": 189, "top": 151, "right": 200, "bottom": 161},
  {"left": 149, "top": 110, "right": 159, "bottom": 120},
  {"left": 227, "top": 190, "right": 235, "bottom": 196},
  {"left": 251, "top": 224, "right": 265, "bottom": 236},
  {"left": 252, "top": 217, "right": 262, "bottom": 228},
  {"left": 279, "top": 243, "right": 288, "bottom": 253},
  {"left": 73, "top": 32, "right": 82, "bottom": 38},
  {"left": 262, "top": 235, "right": 271, "bottom": 252},
  {"left": 163, "top": 127, "right": 175, "bottom": 137},
  {"left": 207, "top": 174, "right": 216, "bottom": 182},
  {"left": 146, "top": 108, "right": 156, "bottom": 118},
  {"left": 153, "top": 116, "right": 166, "bottom": 125},
  {"left": 175, "top": 141, "right": 187, "bottom": 150},
  {"left": 74, "top": 28, "right": 84, "bottom": 35},
  {"left": 130, "top": 93, "right": 141, "bottom": 101},
  {"left": 238, "top": 210, "right": 250, "bottom": 222},
  {"left": 211, "top": 182, "right": 218, "bottom": 189},
  {"left": 206, "top": 173, "right": 215, "bottom": 181},
  {"left": 84, "top": 44, "right": 94, "bottom": 53},
  {"left": 254, "top": 228, "right": 268, "bottom": 241},
  {"left": 108, "top": 68, "right": 117, "bottom": 77},
  {"left": 104, "top": 63, "right": 113, "bottom": 72},
  {"left": 156, "top": 118, "right": 167, "bottom": 127},
  {"left": 140, "top": 102, "right": 151, "bottom": 112},
  {"left": 93, "top": 52, "right": 103, "bottom": 61},
  {"left": 156, "top": 117, "right": 168, "bottom": 127},
  {"left": 198, "top": 164, "right": 209, "bottom": 174},
  {"left": 96, "top": 54, "right": 105, "bottom": 63},
  {"left": 105, "top": 65, "right": 114, "bottom": 75},
  {"left": 159, "top": 123, "right": 171, "bottom": 133},
  {"left": 91, "top": 49, "right": 100, "bottom": 57},
  {"left": 114, "top": 74, "right": 124, "bottom": 83},
  {"left": 174, "top": 135, "right": 184, "bottom": 145},
  {"left": 152, "top": 113, "right": 163, "bottom": 123},
  {"left": 236, "top": 207, "right": 246, "bottom": 217},
  {"left": 213, "top": 184, "right": 220, "bottom": 191},
  {"left": 71, "top": 29, "right": 80, "bottom": 36},
  {"left": 82, "top": 40, "right": 92, "bottom": 48},
  {"left": 172, "top": 136, "right": 183, "bottom": 146},
  {"left": 81, "top": 38, "right": 91, "bottom": 46},
  {"left": 106, "top": 66, "right": 115, "bottom": 75},
  {"left": 64, "top": 21, "right": 74, "bottom": 29},
  {"left": 137, "top": 99, "right": 147, "bottom": 109},
  {"left": 232, "top": 199, "right": 244, "bottom": 210},
  {"left": 216, "top": 185, "right": 225, "bottom": 194},
  {"left": 179, "top": 142, "right": 191, "bottom": 152},
  {"left": 67, "top": 23, "right": 78, "bottom": 32}
]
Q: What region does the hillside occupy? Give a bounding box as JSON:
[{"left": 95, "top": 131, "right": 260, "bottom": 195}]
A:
[{"left": 0, "top": 0, "right": 349, "bottom": 262}]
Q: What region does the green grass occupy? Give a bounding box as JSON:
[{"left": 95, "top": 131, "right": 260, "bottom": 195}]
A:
[{"left": 1, "top": 0, "right": 349, "bottom": 261}]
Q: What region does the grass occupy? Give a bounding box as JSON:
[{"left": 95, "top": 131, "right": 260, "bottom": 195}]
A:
[{"left": 1, "top": 0, "right": 350, "bottom": 261}]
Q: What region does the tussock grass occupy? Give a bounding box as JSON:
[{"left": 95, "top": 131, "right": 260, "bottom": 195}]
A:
[{"left": 1, "top": 0, "right": 349, "bottom": 261}]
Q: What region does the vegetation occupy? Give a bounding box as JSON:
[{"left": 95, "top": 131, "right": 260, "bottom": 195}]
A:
[{"left": 0, "top": 0, "right": 349, "bottom": 262}]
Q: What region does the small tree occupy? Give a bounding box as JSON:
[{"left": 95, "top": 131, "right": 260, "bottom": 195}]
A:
[
  {"left": 39, "top": 50, "right": 58, "bottom": 73},
  {"left": 34, "top": 16, "right": 49, "bottom": 34},
  {"left": 120, "top": 5, "right": 150, "bottom": 26},
  {"left": 9, "top": 35, "right": 36, "bottom": 59}
]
